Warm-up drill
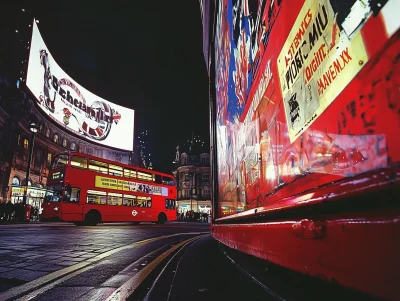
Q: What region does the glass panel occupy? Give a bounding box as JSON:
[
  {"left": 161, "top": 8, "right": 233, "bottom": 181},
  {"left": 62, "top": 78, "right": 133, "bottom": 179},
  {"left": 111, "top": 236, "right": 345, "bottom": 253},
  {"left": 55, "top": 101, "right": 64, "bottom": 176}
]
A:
[
  {"left": 108, "top": 193, "right": 122, "bottom": 206},
  {"left": 87, "top": 190, "right": 106, "bottom": 205},
  {"left": 64, "top": 187, "right": 80, "bottom": 203},
  {"left": 138, "top": 171, "right": 153, "bottom": 182},
  {"left": 88, "top": 160, "right": 108, "bottom": 174},
  {"left": 124, "top": 168, "right": 137, "bottom": 178},
  {"left": 154, "top": 174, "right": 162, "bottom": 184},
  {"left": 71, "top": 156, "right": 88, "bottom": 169},
  {"left": 51, "top": 154, "right": 69, "bottom": 170},
  {"left": 44, "top": 183, "right": 63, "bottom": 202},
  {"left": 136, "top": 196, "right": 151, "bottom": 207},
  {"left": 109, "top": 164, "right": 123, "bottom": 176},
  {"left": 162, "top": 176, "right": 175, "bottom": 186},
  {"left": 123, "top": 195, "right": 136, "bottom": 206}
]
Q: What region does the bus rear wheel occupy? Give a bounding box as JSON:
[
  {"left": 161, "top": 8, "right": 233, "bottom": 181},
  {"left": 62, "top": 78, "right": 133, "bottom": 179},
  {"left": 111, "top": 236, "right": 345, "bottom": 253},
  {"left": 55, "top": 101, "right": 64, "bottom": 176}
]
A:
[
  {"left": 157, "top": 213, "right": 167, "bottom": 224},
  {"left": 85, "top": 211, "right": 101, "bottom": 226}
]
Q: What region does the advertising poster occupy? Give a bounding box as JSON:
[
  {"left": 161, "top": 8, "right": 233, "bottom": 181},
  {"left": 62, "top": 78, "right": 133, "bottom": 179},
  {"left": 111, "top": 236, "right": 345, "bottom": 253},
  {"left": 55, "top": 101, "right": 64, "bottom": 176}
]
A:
[
  {"left": 95, "top": 176, "right": 168, "bottom": 196},
  {"left": 277, "top": 0, "right": 368, "bottom": 142},
  {"left": 26, "top": 21, "right": 135, "bottom": 151}
]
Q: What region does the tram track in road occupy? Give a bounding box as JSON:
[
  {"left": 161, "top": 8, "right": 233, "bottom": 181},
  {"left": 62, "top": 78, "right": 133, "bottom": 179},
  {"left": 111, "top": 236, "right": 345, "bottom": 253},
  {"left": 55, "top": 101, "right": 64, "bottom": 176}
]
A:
[{"left": 0, "top": 232, "right": 208, "bottom": 301}]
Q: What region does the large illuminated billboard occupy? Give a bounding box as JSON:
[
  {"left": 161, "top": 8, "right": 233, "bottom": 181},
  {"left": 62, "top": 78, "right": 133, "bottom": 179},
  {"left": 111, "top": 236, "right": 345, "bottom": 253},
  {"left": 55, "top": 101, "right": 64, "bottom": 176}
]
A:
[{"left": 26, "top": 21, "right": 134, "bottom": 151}]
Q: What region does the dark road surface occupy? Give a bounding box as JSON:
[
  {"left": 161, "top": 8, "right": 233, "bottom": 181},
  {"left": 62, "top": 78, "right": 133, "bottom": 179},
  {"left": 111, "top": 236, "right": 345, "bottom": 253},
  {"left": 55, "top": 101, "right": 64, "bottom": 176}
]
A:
[
  {"left": 0, "top": 222, "right": 381, "bottom": 301},
  {"left": 0, "top": 222, "right": 210, "bottom": 300}
]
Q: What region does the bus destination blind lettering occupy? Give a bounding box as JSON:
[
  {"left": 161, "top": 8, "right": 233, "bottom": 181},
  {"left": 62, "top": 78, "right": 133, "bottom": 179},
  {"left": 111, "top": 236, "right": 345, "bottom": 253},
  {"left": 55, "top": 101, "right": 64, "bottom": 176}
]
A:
[
  {"left": 95, "top": 176, "right": 167, "bottom": 196},
  {"left": 51, "top": 171, "right": 64, "bottom": 180}
]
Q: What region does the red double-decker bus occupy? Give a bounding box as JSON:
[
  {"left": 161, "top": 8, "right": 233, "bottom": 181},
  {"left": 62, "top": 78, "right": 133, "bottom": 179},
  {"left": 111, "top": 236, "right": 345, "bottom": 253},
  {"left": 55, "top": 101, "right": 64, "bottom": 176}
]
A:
[{"left": 41, "top": 152, "right": 177, "bottom": 225}]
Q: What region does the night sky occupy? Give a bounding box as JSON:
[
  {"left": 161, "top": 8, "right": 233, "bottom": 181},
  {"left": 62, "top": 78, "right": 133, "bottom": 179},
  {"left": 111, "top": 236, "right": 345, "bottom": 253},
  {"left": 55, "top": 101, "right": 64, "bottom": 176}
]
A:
[{"left": 2, "top": 0, "right": 210, "bottom": 173}]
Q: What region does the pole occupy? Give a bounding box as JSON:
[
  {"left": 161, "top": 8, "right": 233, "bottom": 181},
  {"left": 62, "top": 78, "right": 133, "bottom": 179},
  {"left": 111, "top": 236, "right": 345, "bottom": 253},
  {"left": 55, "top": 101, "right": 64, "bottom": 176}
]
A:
[
  {"left": 190, "top": 174, "right": 193, "bottom": 211},
  {"left": 23, "top": 132, "right": 35, "bottom": 205}
]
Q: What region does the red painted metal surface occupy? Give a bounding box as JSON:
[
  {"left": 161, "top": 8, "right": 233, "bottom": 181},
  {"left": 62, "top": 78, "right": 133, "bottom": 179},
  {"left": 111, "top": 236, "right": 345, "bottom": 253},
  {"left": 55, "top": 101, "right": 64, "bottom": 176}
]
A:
[{"left": 212, "top": 209, "right": 400, "bottom": 300}]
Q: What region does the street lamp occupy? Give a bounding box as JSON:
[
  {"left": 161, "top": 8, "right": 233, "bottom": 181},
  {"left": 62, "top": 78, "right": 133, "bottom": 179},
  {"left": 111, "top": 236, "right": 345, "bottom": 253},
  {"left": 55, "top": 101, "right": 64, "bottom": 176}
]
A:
[{"left": 22, "top": 121, "right": 38, "bottom": 205}]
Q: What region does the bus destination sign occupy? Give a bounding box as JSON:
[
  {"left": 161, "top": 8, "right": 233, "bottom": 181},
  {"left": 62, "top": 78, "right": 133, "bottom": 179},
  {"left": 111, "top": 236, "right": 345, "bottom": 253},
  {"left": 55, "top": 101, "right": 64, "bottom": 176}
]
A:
[{"left": 51, "top": 170, "right": 65, "bottom": 181}]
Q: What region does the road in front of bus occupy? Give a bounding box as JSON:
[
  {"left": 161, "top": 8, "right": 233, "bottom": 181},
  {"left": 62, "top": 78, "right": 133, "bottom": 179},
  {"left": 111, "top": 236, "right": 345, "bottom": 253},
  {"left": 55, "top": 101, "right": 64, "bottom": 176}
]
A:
[{"left": 0, "top": 222, "right": 211, "bottom": 300}]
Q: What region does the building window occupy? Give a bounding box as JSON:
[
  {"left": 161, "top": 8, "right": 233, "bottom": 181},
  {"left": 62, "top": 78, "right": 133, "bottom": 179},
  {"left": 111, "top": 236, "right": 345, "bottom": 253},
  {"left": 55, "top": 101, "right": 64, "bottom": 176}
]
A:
[
  {"left": 70, "top": 143, "right": 76, "bottom": 151},
  {"left": 62, "top": 139, "right": 68, "bottom": 148},
  {"left": 202, "top": 173, "right": 210, "bottom": 182},
  {"left": 201, "top": 157, "right": 209, "bottom": 165},
  {"left": 184, "top": 189, "right": 189, "bottom": 198},
  {"left": 18, "top": 135, "right": 21, "bottom": 146},
  {"left": 203, "top": 187, "right": 210, "bottom": 197},
  {"left": 39, "top": 123, "right": 44, "bottom": 133},
  {"left": 53, "top": 134, "right": 59, "bottom": 143},
  {"left": 12, "top": 176, "right": 20, "bottom": 186},
  {"left": 24, "top": 139, "right": 29, "bottom": 150},
  {"left": 34, "top": 148, "right": 43, "bottom": 167},
  {"left": 46, "top": 129, "right": 50, "bottom": 138},
  {"left": 47, "top": 152, "right": 52, "bottom": 167}
]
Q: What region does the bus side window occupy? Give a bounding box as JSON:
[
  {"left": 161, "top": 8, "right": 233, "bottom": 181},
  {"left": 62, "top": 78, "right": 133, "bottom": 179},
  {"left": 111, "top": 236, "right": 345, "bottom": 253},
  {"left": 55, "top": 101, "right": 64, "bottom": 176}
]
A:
[
  {"left": 154, "top": 174, "right": 162, "bottom": 184},
  {"left": 124, "top": 168, "right": 136, "bottom": 178},
  {"left": 162, "top": 176, "right": 175, "bottom": 186},
  {"left": 147, "top": 199, "right": 152, "bottom": 208},
  {"left": 109, "top": 164, "right": 123, "bottom": 176},
  {"left": 108, "top": 193, "right": 122, "bottom": 206},
  {"left": 138, "top": 171, "right": 153, "bottom": 182},
  {"left": 89, "top": 160, "right": 108, "bottom": 174},
  {"left": 87, "top": 190, "right": 106, "bottom": 205},
  {"left": 64, "top": 187, "right": 80, "bottom": 203},
  {"left": 71, "top": 156, "right": 88, "bottom": 169},
  {"left": 123, "top": 196, "right": 136, "bottom": 206}
]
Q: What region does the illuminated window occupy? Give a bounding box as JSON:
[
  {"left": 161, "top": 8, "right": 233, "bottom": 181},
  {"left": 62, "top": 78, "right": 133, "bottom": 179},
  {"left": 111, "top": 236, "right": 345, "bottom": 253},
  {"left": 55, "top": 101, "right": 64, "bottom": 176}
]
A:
[
  {"left": 124, "top": 168, "right": 137, "bottom": 179},
  {"left": 47, "top": 152, "right": 52, "bottom": 166},
  {"left": 123, "top": 195, "right": 136, "bottom": 206},
  {"left": 71, "top": 156, "right": 88, "bottom": 169},
  {"left": 87, "top": 190, "right": 106, "bottom": 205},
  {"left": 89, "top": 160, "right": 108, "bottom": 174},
  {"left": 46, "top": 129, "right": 50, "bottom": 138},
  {"left": 24, "top": 139, "right": 29, "bottom": 149},
  {"left": 53, "top": 134, "right": 59, "bottom": 143},
  {"left": 70, "top": 143, "right": 76, "bottom": 151},
  {"left": 138, "top": 171, "right": 153, "bottom": 182},
  {"left": 136, "top": 196, "right": 152, "bottom": 208},
  {"left": 62, "top": 139, "right": 67, "bottom": 148},
  {"left": 108, "top": 193, "right": 122, "bottom": 206},
  {"left": 109, "top": 164, "right": 123, "bottom": 176}
]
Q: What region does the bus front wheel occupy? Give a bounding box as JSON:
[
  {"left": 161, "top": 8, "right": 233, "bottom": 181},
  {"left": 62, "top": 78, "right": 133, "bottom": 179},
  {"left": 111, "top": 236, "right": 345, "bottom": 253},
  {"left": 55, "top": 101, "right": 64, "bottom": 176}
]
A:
[
  {"left": 85, "top": 211, "right": 101, "bottom": 226},
  {"left": 157, "top": 213, "right": 167, "bottom": 224}
]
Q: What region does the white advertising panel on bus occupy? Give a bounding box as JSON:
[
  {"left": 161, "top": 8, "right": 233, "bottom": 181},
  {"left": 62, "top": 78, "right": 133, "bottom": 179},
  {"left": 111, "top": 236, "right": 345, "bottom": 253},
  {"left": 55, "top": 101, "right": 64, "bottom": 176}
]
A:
[{"left": 26, "top": 21, "right": 134, "bottom": 151}]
